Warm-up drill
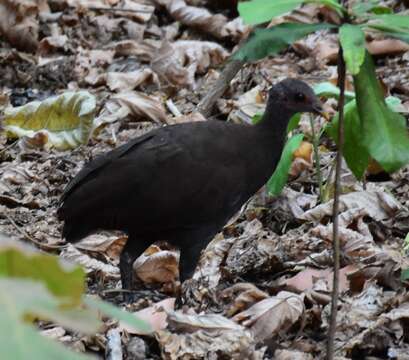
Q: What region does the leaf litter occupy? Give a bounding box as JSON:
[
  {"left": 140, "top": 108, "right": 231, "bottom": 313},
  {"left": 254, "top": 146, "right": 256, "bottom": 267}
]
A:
[{"left": 0, "top": 0, "right": 409, "bottom": 359}]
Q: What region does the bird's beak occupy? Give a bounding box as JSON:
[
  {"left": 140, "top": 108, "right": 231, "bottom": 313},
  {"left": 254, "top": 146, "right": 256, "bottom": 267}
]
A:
[{"left": 312, "top": 101, "right": 331, "bottom": 121}]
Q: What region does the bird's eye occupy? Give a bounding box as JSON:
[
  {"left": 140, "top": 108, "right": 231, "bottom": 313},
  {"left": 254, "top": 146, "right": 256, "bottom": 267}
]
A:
[{"left": 294, "top": 92, "right": 305, "bottom": 102}]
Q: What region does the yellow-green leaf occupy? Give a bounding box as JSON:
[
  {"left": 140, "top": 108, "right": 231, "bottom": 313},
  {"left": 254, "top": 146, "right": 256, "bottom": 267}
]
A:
[{"left": 3, "top": 91, "right": 96, "bottom": 150}]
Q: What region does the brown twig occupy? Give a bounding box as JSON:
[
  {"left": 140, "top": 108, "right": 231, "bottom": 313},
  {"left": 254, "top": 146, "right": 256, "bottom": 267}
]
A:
[
  {"left": 197, "top": 59, "right": 245, "bottom": 118},
  {"left": 326, "top": 44, "right": 347, "bottom": 360}
]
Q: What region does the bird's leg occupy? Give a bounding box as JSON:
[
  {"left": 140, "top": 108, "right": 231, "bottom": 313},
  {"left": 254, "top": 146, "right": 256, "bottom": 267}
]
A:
[
  {"left": 178, "top": 242, "right": 205, "bottom": 306},
  {"left": 119, "top": 238, "right": 148, "bottom": 302}
]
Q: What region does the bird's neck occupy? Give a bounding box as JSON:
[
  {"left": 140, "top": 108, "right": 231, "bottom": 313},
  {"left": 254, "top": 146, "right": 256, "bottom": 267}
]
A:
[{"left": 255, "top": 102, "right": 293, "bottom": 144}]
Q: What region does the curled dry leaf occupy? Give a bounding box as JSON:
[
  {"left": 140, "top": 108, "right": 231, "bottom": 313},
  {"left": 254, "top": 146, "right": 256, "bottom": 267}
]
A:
[
  {"left": 74, "top": 233, "right": 127, "bottom": 261},
  {"left": 121, "top": 297, "right": 176, "bottom": 335},
  {"left": 151, "top": 40, "right": 228, "bottom": 89},
  {"left": 60, "top": 244, "right": 120, "bottom": 279},
  {"left": 133, "top": 244, "right": 179, "bottom": 284},
  {"left": 94, "top": 91, "right": 168, "bottom": 129},
  {"left": 233, "top": 291, "right": 304, "bottom": 341},
  {"left": 366, "top": 39, "right": 409, "bottom": 56},
  {"left": 151, "top": 0, "right": 247, "bottom": 40},
  {"left": 0, "top": 0, "right": 41, "bottom": 52},
  {"left": 4, "top": 91, "right": 96, "bottom": 150},
  {"left": 109, "top": 40, "right": 158, "bottom": 62},
  {"left": 220, "top": 283, "right": 269, "bottom": 317}
]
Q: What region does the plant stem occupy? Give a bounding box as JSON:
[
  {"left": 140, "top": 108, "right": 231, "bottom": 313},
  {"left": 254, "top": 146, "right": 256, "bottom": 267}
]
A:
[
  {"left": 326, "top": 46, "right": 346, "bottom": 360},
  {"left": 309, "top": 116, "right": 324, "bottom": 202}
]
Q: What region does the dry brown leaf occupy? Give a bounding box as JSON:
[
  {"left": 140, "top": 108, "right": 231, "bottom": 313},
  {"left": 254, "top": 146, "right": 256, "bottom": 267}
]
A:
[
  {"left": 233, "top": 291, "right": 304, "bottom": 341},
  {"left": 74, "top": 233, "right": 127, "bottom": 261},
  {"left": 283, "top": 265, "right": 358, "bottom": 293},
  {"left": 151, "top": 0, "right": 247, "bottom": 40},
  {"left": 228, "top": 86, "right": 265, "bottom": 124},
  {"left": 133, "top": 244, "right": 179, "bottom": 284},
  {"left": 274, "top": 349, "right": 314, "bottom": 360},
  {"left": 220, "top": 283, "right": 269, "bottom": 317},
  {"left": 155, "top": 310, "right": 262, "bottom": 359},
  {"left": 38, "top": 35, "right": 68, "bottom": 55},
  {"left": 85, "top": 69, "right": 157, "bottom": 91},
  {"left": 94, "top": 91, "right": 168, "bottom": 129},
  {"left": 121, "top": 297, "right": 176, "bottom": 335},
  {"left": 151, "top": 40, "right": 228, "bottom": 89},
  {"left": 113, "top": 0, "right": 154, "bottom": 23},
  {"left": 300, "top": 191, "right": 401, "bottom": 222},
  {"left": 109, "top": 40, "right": 158, "bottom": 62},
  {"left": 0, "top": 0, "right": 41, "bottom": 52},
  {"left": 60, "top": 244, "right": 119, "bottom": 278},
  {"left": 366, "top": 39, "right": 409, "bottom": 56}
]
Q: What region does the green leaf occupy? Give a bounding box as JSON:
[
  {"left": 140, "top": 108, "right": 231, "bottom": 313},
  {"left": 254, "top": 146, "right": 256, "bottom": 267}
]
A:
[
  {"left": 326, "top": 95, "right": 407, "bottom": 179},
  {"left": 0, "top": 278, "right": 99, "bottom": 360},
  {"left": 3, "top": 91, "right": 96, "bottom": 150},
  {"left": 238, "top": 0, "right": 304, "bottom": 25},
  {"left": 352, "top": 1, "right": 392, "bottom": 16},
  {"left": 326, "top": 100, "right": 370, "bottom": 179},
  {"left": 339, "top": 24, "right": 366, "bottom": 75},
  {"left": 313, "top": 82, "right": 355, "bottom": 101},
  {"left": 353, "top": 51, "right": 409, "bottom": 173},
  {"left": 84, "top": 297, "right": 152, "bottom": 334},
  {"left": 287, "top": 113, "right": 301, "bottom": 133},
  {"left": 233, "top": 22, "right": 334, "bottom": 62},
  {"left": 0, "top": 246, "right": 85, "bottom": 305},
  {"left": 267, "top": 134, "right": 304, "bottom": 195},
  {"left": 369, "top": 14, "right": 409, "bottom": 29}
]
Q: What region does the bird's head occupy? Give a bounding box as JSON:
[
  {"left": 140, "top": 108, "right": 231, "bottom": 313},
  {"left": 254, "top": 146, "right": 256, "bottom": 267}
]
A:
[{"left": 267, "top": 78, "right": 326, "bottom": 117}]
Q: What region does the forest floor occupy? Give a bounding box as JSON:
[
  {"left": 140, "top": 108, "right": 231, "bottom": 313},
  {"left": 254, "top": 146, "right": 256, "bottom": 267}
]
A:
[{"left": 1, "top": 1, "right": 409, "bottom": 359}]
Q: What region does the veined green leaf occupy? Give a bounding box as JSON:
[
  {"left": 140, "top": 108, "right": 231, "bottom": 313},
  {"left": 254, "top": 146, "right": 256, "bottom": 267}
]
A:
[
  {"left": 339, "top": 24, "right": 366, "bottom": 75},
  {"left": 352, "top": 1, "right": 392, "bottom": 17},
  {"left": 353, "top": 51, "right": 409, "bottom": 173},
  {"left": 233, "top": 22, "right": 334, "bottom": 62},
  {"left": 0, "top": 246, "right": 85, "bottom": 305},
  {"left": 267, "top": 134, "right": 304, "bottom": 195},
  {"left": 238, "top": 0, "right": 304, "bottom": 25}
]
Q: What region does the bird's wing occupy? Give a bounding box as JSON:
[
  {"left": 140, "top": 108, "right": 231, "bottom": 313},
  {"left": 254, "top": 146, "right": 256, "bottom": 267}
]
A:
[
  {"left": 58, "top": 125, "right": 246, "bottom": 234},
  {"left": 59, "top": 131, "right": 155, "bottom": 206}
]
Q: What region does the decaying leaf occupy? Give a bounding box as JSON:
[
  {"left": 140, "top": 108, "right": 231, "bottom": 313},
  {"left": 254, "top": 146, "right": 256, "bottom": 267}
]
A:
[
  {"left": 233, "top": 291, "right": 304, "bottom": 341},
  {"left": 75, "top": 233, "right": 127, "bottom": 261},
  {"left": 3, "top": 91, "right": 96, "bottom": 150}
]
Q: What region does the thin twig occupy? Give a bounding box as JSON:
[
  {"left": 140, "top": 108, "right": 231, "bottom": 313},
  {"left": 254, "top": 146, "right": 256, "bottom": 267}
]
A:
[
  {"left": 85, "top": 6, "right": 153, "bottom": 14},
  {"left": 326, "top": 45, "right": 347, "bottom": 360}
]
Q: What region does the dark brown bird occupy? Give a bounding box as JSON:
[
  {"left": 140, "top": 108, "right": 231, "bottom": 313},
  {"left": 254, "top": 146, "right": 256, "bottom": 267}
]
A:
[{"left": 58, "top": 79, "right": 324, "bottom": 298}]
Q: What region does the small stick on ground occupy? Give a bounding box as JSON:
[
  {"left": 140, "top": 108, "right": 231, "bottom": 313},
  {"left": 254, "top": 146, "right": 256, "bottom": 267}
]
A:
[{"left": 197, "top": 59, "right": 245, "bottom": 118}]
